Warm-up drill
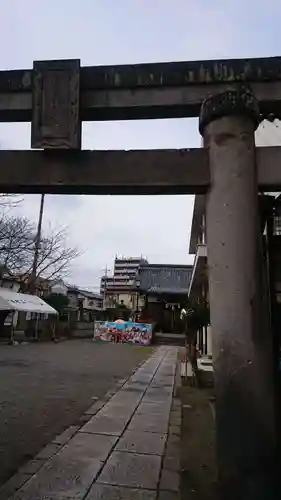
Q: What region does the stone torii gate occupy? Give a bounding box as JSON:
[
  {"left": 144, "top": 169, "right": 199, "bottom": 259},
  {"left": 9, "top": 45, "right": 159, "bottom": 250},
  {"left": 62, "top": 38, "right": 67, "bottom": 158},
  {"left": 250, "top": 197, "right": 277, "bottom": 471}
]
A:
[{"left": 1, "top": 57, "right": 281, "bottom": 498}]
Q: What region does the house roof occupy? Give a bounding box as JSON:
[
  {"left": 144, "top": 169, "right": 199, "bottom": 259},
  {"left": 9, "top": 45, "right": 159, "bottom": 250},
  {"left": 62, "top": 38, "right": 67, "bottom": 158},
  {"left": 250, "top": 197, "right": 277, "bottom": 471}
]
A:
[
  {"left": 67, "top": 286, "right": 102, "bottom": 300},
  {"left": 138, "top": 264, "right": 193, "bottom": 295}
]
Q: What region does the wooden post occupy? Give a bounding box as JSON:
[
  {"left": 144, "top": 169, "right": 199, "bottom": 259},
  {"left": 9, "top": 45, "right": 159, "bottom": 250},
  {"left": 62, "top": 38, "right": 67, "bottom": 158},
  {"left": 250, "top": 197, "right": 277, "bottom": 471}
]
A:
[{"left": 200, "top": 90, "right": 280, "bottom": 499}]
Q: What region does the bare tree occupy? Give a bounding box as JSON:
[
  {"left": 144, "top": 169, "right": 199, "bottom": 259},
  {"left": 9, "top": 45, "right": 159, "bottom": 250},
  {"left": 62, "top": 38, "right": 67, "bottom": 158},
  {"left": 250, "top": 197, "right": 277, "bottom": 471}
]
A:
[
  {"left": 0, "top": 214, "right": 79, "bottom": 289},
  {"left": 0, "top": 215, "right": 34, "bottom": 276},
  {"left": 21, "top": 227, "right": 80, "bottom": 291}
]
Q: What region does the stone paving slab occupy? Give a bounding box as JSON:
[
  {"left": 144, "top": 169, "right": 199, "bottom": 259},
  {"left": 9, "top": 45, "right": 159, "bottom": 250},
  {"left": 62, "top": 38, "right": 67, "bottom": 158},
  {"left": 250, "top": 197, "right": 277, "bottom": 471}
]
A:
[
  {"left": 12, "top": 434, "right": 118, "bottom": 500},
  {"left": 130, "top": 374, "right": 154, "bottom": 384},
  {"left": 160, "top": 469, "right": 180, "bottom": 492},
  {"left": 142, "top": 391, "right": 173, "bottom": 404},
  {"left": 85, "top": 400, "right": 106, "bottom": 415},
  {"left": 136, "top": 401, "right": 171, "bottom": 417},
  {"left": 80, "top": 413, "right": 130, "bottom": 436},
  {"left": 116, "top": 430, "right": 167, "bottom": 455},
  {"left": 0, "top": 473, "right": 30, "bottom": 500},
  {"left": 106, "top": 392, "right": 142, "bottom": 408},
  {"left": 85, "top": 484, "right": 157, "bottom": 499},
  {"left": 35, "top": 443, "right": 62, "bottom": 460},
  {"left": 52, "top": 425, "right": 80, "bottom": 445},
  {"left": 12, "top": 457, "right": 103, "bottom": 500},
  {"left": 9, "top": 346, "right": 180, "bottom": 500},
  {"left": 145, "top": 387, "right": 174, "bottom": 398},
  {"left": 64, "top": 433, "right": 118, "bottom": 462},
  {"left": 98, "top": 401, "right": 137, "bottom": 418},
  {"left": 97, "top": 451, "right": 161, "bottom": 489},
  {"left": 127, "top": 414, "right": 169, "bottom": 434},
  {"left": 18, "top": 458, "right": 47, "bottom": 476}
]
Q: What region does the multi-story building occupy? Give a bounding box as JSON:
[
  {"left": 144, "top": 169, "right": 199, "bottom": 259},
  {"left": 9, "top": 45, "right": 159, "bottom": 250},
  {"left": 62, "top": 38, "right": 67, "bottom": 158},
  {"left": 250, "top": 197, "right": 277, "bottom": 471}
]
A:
[{"left": 100, "top": 256, "right": 148, "bottom": 309}]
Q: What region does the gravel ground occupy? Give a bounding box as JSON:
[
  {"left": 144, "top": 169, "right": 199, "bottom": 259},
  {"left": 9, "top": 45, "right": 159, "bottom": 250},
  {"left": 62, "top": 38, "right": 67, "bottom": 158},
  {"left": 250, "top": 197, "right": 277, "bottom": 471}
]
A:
[{"left": 0, "top": 340, "right": 151, "bottom": 487}]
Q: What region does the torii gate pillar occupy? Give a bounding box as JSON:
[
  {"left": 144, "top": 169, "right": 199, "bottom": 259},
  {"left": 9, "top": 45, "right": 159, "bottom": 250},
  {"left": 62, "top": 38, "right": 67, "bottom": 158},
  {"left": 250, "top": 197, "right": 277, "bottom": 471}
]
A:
[{"left": 200, "top": 90, "right": 279, "bottom": 499}]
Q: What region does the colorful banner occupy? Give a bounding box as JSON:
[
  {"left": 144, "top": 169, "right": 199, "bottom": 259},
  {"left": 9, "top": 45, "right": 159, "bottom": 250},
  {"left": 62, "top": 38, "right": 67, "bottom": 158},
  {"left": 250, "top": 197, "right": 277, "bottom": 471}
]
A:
[{"left": 94, "top": 321, "right": 152, "bottom": 346}]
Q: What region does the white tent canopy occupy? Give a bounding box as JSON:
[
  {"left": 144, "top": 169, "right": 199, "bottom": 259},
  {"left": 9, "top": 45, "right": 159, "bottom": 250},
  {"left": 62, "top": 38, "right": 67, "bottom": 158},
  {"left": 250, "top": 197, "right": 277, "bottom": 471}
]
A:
[{"left": 0, "top": 288, "right": 58, "bottom": 315}]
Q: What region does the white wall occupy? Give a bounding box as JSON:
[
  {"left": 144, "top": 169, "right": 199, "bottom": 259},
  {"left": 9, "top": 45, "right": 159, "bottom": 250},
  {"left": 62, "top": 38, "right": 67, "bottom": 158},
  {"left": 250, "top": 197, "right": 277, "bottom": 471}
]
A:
[
  {"left": 1, "top": 279, "right": 20, "bottom": 292},
  {"left": 51, "top": 280, "right": 67, "bottom": 295}
]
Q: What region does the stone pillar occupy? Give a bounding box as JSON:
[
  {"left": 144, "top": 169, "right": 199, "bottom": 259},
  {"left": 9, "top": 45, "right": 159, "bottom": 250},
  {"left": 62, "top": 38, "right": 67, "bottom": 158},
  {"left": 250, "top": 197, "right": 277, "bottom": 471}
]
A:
[{"left": 199, "top": 90, "right": 279, "bottom": 499}]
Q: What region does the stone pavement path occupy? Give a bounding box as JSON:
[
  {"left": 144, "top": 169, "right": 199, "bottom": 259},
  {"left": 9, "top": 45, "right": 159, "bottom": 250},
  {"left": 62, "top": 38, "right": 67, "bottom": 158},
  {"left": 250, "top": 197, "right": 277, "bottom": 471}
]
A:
[{"left": 8, "top": 346, "right": 180, "bottom": 500}]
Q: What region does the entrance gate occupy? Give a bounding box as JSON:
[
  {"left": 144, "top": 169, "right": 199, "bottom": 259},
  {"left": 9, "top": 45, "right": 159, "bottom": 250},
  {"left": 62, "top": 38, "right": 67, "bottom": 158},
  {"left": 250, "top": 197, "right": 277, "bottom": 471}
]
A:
[{"left": 1, "top": 56, "right": 281, "bottom": 498}]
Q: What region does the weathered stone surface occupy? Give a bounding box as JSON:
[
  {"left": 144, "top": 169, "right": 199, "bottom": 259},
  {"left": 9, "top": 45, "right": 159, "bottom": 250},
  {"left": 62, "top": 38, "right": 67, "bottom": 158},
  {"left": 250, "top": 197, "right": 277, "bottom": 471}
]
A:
[
  {"left": 158, "top": 491, "right": 180, "bottom": 500},
  {"left": 18, "top": 458, "right": 46, "bottom": 475},
  {"left": 78, "top": 414, "right": 93, "bottom": 425},
  {"left": 13, "top": 434, "right": 117, "bottom": 500},
  {"left": 115, "top": 378, "right": 127, "bottom": 388},
  {"left": 160, "top": 469, "right": 180, "bottom": 492},
  {"left": 130, "top": 374, "right": 153, "bottom": 384},
  {"left": 136, "top": 401, "right": 170, "bottom": 417},
  {"left": 100, "top": 401, "right": 137, "bottom": 418},
  {"left": 12, "top": 458, "right": 103, "bottom": 500},
  {"left": 170, "top": 409, "right": 181, "bottom": 419},
  {"left": 52, "top": 425, "right": 80, "bottom": 445},
  {"left": 85, "top": 484, "right": 156, "bottom": 499},
  {"left": 5, "top": 347, "right": 179, "bottom": 500},
  {"left": 169, "top": 415, "right": 181, "bottom": 426},
  {"left": 66, "top": 433, "right": 117, "bottom": 462},
  {"left": 117, "top": 378, "right": 127, "bottom": 385},
  {"left": 80, "top": 413, "right": 129, "bottom": 436},
  {"left": 122, "top": 382, "right": 147, "bottom": 393},
  {"left": 128, "top": 414, "right": 169, "bottom": 434},
  {"left": 31, "top": 59, "right": 81, "bottom": 149},
  {"left": 143, "top": 391, "right": 173, "bottom": 404},
  {"left": 85, "top": 400, "right": 105, "bottom": 415},
  {"left": 103, "top": 390, "right": 116, "bottom": 401},
  {"left": 116, "top": 431, "right": 167, "bottom": 455},
  {"left": 97, "top": 451, "right": 161, "bottom": 489},
  {"left": 145, "top": 388, "right": 173, "bottom": 398},
  {"left": 165, "top": 442, "right": 180, "bottom": 460},
  {"left": 167, "top": 434, "right": 180, "bottom": 446},
  {"left": 151, "top": 376, "right": 174, "bottom": 387},
  {"left": 0, "top": 472, "right": 30, "bottom": 500},
  {"left": 169, "top": 425, "right": 181, "bottom": 436},
  {"left": 163, "top": 455, "right": 180, "bottom": 472},
  {"left": 110, "top": 391, "right": 142, "bottom": 407},
  {"left": 35, "top": 442, "right": 62, "bottom": 460}
]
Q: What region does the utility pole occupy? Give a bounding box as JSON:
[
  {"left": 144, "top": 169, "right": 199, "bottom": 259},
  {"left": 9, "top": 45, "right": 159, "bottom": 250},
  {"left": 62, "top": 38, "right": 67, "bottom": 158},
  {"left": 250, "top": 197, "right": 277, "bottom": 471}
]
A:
[
  {"left": 30, "top": 194, "right": 45, "bottom": 295},
  {"left": 102, "top": 265, "right": 110, "bottom": 310}
]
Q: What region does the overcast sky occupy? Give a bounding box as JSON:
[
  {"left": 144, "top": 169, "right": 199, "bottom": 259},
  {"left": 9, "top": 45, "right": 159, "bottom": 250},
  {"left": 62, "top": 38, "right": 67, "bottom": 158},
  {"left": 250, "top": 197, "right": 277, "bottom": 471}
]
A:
[{"left": 0, "top": 0, "right": 280, "bottom": 290}]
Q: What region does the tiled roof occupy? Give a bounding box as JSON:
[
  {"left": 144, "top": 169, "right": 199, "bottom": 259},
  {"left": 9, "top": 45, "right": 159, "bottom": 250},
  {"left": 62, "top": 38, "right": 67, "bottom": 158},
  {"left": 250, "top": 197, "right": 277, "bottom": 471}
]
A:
[
  {"left": 138, "top": 264, "right": 193, "bottom": 295},
  {"left": 67, "top": 286, "right": 102, "bottom": 300}
]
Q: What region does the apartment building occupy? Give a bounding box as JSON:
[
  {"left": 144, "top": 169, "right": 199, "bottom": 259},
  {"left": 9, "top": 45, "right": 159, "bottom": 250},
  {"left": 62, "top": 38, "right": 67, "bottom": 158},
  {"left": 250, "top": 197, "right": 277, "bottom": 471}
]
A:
[{"left": 100, "top": 256, "right": 148, "bottom": 309}]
